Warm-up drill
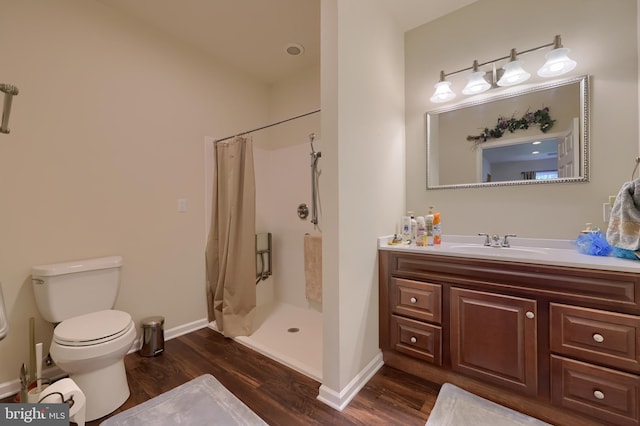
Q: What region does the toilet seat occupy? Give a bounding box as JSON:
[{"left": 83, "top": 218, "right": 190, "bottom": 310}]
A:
[{"left": 54, "top": 310, "right": 133, "bottom": 347}]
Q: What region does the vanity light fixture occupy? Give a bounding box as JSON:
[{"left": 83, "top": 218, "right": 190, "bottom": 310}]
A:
[
  {"left": 537, "top": 35, "right": 577, "bottom": 77},
  {"left": 430, "top": 71, "right": 456, "bottom": 103},
  {"left": 462, "top": 60, "right": 492, "bottom": 95},
  {"left": 497, "top": 49, "right": 531, "bottom": 87},
  {"left": 430, "top": 35, "right": 577, "bottom": 103}
]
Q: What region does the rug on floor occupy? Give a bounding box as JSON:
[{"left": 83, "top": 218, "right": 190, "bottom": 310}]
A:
[
  {"left": 100, "top": 374, "right": 268, "bottom": 426},
  {"left": 425, "top": 383, "right": 552, "bottom": 426}
]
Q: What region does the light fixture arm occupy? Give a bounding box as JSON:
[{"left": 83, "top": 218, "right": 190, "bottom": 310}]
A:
[{"left": 439, "top": 35, "right": 562, "bottom": 80}]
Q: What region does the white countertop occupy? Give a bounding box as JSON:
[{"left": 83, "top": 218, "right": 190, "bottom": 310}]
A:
[{"left": 378, "top": 235, "right": 640, "bottom": 273}]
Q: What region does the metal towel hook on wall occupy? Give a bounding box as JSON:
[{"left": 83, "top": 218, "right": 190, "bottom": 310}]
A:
[{"left": 0, "top": 83, "right": 19, "bottom": 134}]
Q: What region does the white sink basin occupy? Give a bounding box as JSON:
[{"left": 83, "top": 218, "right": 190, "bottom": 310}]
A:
[
  {"left": 448, "top": 244, "right": 550, "bottom": 257},
  {"left": 379, "top": 235, "right": 640, "bottom": 273}
]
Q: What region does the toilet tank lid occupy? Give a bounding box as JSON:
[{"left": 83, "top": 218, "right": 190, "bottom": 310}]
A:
[{"left": 32, "top": 256, "right": 123, "bottom": 277}]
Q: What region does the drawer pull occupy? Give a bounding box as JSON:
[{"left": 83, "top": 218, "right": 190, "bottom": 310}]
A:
[
  {"left": 593, "top": 390, "right": 605, "bottom": 400},
  {"left": 525, "top": 311, "right": 535, "bottom": 319},
  {"left": 410, "top": 297, "right": 417, "bottom": 304},
  {"left": 410, "top": 336, "right": 417, "bottom": 344},
  {"left": 592, "top": 333, "right": 604, "bottom": 343}
]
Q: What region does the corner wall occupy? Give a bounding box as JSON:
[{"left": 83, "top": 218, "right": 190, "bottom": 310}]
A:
[
  {"left": 0, "top": 0, "right": 269, "bottom": 385},
  {"left": 320, "top": 0, "right": 405, "bottom": 408}
]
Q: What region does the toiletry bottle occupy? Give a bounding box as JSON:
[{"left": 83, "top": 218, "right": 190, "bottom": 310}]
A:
[
  {"left": 401, "top": 216, "right": 411, "bottom": 242},
  {"left": 433, "top": 209, "right": 441, "bottom": 244},
  {"left": 425, "top": 208, "right": 434, "bottom": 246},
  {"left": 416, "top": 216, "right": 426, "bottom": 246},
  {"left": 408, "top": 211, "right": 418, "bottom": 243}
]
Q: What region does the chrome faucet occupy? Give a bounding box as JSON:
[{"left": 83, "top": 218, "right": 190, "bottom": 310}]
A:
[
  {"left": 478, "top": 233, "right": 517, "bottom": 247},
  {"left": 502, "top": 234, "right": 517, "bottom": 247}
]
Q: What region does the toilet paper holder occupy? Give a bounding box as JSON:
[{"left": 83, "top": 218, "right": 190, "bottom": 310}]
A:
[{"left": 38, "top": 378, "right": 86, "bottom": 426}]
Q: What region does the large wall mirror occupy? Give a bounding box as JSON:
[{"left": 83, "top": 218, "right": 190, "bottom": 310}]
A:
[{"left": 426, "top": 75, "right": 589, "bottom": 189}]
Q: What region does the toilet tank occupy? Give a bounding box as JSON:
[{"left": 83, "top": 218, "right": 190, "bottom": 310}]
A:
[{"left": 32, "top": 256, "right": 123, "bottom": 323}]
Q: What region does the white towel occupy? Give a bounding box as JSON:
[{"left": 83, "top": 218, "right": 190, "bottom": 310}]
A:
[
  {"left": 607, "top": 179, "right": 640, "bottom": 250},
  {"left": 304, "top": 233, "right": 322, "bottom": 304}
]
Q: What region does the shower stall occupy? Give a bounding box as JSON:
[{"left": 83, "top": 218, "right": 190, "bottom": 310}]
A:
[{"left": 205, "top": 111, "right": 323, "bottom": 381}]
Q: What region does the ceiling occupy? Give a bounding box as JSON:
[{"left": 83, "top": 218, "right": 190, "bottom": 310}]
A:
[{"left": 97, "top": 0, "right": 476, "bottom": 84}]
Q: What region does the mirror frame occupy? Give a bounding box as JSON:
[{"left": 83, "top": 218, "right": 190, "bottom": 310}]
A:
[{"left": 426, "top": 75, "right": 590, "bottom": 190}]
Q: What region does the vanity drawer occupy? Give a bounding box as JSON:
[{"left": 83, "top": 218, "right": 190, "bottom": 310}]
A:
[
  {"left": 390, "top": 277, "right": 441, "bottom": 323},
  {"left": 551, "top": 355, "right": 640, "bottom": 426},
  {"left": 390, "top": 314, "right": 442, "bottom": 365},
  {"left": 550, "top": 303, "right": 640, "bottom": 373}
]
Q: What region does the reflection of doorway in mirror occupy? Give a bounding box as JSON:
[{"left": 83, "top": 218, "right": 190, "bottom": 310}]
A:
[
  {"left": 557, "top": 117, "right": 579, "bottom": 178},
  {"left": 476, "top": 120, "right": 578, "bottom": 183}
]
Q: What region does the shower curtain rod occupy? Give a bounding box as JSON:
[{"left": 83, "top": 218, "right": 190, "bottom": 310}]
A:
[{"left": 214, "top": 109, "right": 321, "bottom": 143}]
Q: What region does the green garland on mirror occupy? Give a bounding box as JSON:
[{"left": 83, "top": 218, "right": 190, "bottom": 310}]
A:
[{"left": 467, "top": 107, "right": 555, "bottom": 145}]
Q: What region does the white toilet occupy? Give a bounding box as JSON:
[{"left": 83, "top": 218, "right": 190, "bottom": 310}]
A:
[{"left": 32, "top": 256, "right": 135, "bottom": 422}]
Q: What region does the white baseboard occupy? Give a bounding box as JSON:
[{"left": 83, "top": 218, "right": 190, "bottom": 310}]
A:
[
  {"left": 0, "top": 317, "right": 209, "bottom": 400},
  {"left": 0, "top": 364, "right": 65, "bottom": 401},
  {"left": 317, "top": 351, "right": 384, "bottom": 411}
]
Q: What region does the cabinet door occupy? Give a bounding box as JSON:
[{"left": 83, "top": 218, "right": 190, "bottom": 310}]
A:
[{"left": 451, "top": 287, "right": 538, "bottom": 395}]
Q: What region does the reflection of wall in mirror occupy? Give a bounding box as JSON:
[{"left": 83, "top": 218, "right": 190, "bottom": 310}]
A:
[{"left": 436, "top": 82, "right": 580, "bottom": 186}]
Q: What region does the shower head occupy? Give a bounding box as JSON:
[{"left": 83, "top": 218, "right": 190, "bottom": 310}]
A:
[{"left": 309, "top": 133, "right": 317, "bottom": 155}]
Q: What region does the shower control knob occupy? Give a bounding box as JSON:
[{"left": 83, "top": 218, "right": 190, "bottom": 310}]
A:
[{"left": 297, "top": 203, "right": 309, "bottom": 220}]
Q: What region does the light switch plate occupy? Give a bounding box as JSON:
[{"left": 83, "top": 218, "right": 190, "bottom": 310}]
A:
[{"left": 603, "top": 203, "right": 611, "bottom": 223}]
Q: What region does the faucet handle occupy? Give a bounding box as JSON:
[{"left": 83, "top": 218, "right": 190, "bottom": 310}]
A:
[
  {"left": 503, "top": 234, "right": 517, "bottom": 247},
  {"left": 478, "top": 233, "right": 491, "bottom": 246}
]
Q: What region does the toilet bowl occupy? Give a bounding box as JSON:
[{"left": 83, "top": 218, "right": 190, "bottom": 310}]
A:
[
  {"left": 50, "top": 309, "right": 136, "bottom": 421},
  {"left": 31, "top": 256, "right": 135, "bottom": 422}
]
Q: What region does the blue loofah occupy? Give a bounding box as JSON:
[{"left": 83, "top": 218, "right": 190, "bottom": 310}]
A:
[
  {"left": 575, "top": 232, "right": 612, "bottom": 256},
  {"left": 612, "top": 246, "right": 640, "bottom": 260}
]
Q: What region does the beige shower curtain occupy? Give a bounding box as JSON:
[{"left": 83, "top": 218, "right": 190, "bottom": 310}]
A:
[{"left": 205, "top": 135, "right": 256, "bottom": 338}]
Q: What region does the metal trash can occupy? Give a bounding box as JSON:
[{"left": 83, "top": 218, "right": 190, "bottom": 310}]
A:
[{"left": 140, "top": 316, "right": 164, "bottom": 357}]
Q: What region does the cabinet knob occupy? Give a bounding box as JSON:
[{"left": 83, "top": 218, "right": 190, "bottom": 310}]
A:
[
  {"left": 525, "top": 311, "right": 535, "bottom": 319},
  {"left": 592, "top": 333, "right": 605, "bottom": 343},
  {"left": 410, "top": 336, "right": 417, "bottom": 344},
  {"left": 410, "top": 297, "right": 417, "bottom": 304},
  {"left": 593, "top": 390, "right": 605, "bottom": 400}
]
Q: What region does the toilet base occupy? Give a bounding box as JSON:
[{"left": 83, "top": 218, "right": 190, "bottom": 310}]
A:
[{"left": 68, "top": 358, "right": 130, "bottom": 422}]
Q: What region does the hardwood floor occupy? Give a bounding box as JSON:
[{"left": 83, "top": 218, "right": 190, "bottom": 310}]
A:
[{"left": 91, "top": 327, "right": 439, "bottom": 425}]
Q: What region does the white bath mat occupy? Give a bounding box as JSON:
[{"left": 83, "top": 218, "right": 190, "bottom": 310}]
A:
[
  {"left": 426, "top": 383, "right": 551, "bottom": 426},
  {"left": 100, "top": 374, "right": 267, "bottom": 426}
]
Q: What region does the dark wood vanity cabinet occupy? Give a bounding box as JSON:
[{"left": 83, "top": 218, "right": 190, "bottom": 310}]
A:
[
  {"left": 379, "top": 249, "right": 640, "bottom": 426},
  {"left": 450, "top": 288, "right": 538, "bottom": 396}
]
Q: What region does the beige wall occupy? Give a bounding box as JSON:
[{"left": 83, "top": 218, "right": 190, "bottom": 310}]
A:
[
  {"left": 406, "top": 0, "right": 639, "bottom": 238},
  {"left": 0, "top": 0, "right": 270, "bottom": 384},
  {"left": 320, "top": 0, "right": 405, "bottom": 402}
]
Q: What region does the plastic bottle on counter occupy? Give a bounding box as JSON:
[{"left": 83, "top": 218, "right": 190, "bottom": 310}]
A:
[
  {"left": 401, "top": 216, "right": 411, "bottom": 242},
  {"left": 433, "top": 209, "right": 442, "bottom": 244},
  {"left": 416, "top": 216, "right": 426, "bottom": 246},
  {"left": 409, "top": 212, "right": 418, "bottom": 243},
  {"left": 425, "top": 208, "right": 434, "bottom": 246}
]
